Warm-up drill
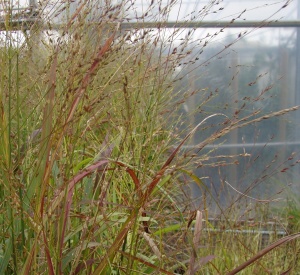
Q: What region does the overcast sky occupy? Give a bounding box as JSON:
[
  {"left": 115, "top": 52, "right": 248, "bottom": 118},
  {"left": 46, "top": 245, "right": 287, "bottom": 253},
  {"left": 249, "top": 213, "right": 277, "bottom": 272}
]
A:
[{"left": 2, "top": 0, "right": 298, "bottom": 21}]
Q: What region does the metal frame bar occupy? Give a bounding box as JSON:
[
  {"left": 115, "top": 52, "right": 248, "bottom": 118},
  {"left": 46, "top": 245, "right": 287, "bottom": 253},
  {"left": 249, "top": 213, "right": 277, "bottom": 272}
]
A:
[
  {"left": 119, "top": 21, "right": 300, "bottom": 29},
  {"left": 181, "top": 141, "right": 300, "bottom": 150},
  {"left": 1, "top": 19, "right": 300, "bottom": 32}
]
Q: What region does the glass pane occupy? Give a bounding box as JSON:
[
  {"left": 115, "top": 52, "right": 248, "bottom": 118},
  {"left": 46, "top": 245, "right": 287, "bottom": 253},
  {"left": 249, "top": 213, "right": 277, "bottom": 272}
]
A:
[
  {"left": 176, "top": 27, "right": 300, "bottom": 208},
  {"left": 129, "top": 0, "right": 297, "bottom": 22}
]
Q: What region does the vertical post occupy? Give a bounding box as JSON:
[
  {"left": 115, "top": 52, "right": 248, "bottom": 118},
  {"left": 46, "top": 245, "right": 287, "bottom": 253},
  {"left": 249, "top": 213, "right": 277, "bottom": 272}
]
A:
[
  {"left": 230, "top": 54, "right": 239, "bottom": 187},
  {"left": 187, "top": 70, "right": 198, "bottom": 209},
  {"left": 296, "top": 1, "right": 300, "bottom": 135},
  {"left": 279, "top": 48, "right": 288, "bottom": 143},
  {"left": 294, "top": 0, "right": 300, "bottom": 194}
]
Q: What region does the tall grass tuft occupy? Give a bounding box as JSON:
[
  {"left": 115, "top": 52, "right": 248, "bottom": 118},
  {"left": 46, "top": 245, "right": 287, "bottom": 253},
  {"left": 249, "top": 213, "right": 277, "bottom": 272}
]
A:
[{"left": 0, "top": 0, "right": 299, "bottom": 274}]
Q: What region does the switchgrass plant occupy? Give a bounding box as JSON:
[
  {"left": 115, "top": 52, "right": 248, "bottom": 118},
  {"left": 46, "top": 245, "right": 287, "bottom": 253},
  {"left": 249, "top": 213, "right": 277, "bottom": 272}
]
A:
[{"left": 0, "top": 0, "right": 299, "bottom": 274}]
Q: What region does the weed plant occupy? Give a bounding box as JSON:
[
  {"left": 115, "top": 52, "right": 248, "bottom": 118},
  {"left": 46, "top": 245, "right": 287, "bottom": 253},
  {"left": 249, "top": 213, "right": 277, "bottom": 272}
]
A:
[{"left": 0, "top": 0, "right": 299, "bottom": 274}]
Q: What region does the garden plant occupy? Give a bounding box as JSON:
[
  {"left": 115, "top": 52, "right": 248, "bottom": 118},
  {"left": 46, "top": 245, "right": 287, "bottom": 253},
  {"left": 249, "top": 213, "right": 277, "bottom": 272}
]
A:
[{"left": 0, "top": 0, "right": 299, "bottom": 274}]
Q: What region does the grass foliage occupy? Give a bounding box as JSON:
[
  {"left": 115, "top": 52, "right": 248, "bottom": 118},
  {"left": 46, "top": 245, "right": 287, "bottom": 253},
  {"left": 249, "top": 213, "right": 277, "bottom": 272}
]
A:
[{"left": 0, "top": 0, "right": 299, "bottom": 274}]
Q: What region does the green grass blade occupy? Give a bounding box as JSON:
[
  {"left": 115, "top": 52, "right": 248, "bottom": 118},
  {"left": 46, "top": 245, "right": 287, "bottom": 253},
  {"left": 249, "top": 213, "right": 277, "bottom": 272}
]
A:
[{"left": 0, "top": 239, "right": 12, "bottom": 274}]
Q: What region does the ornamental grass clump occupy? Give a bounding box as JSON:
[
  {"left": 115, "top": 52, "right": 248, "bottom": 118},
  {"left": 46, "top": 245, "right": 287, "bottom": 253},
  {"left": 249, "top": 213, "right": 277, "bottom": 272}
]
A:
[{"left": 0, "top": 0, "right": 299, "bottom": 274}]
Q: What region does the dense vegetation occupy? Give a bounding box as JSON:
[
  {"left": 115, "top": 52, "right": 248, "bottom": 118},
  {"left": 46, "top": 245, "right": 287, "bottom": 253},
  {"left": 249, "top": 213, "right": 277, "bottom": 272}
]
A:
[{"left": 0, "top": 0, "right": 299, "bottom": 274}]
